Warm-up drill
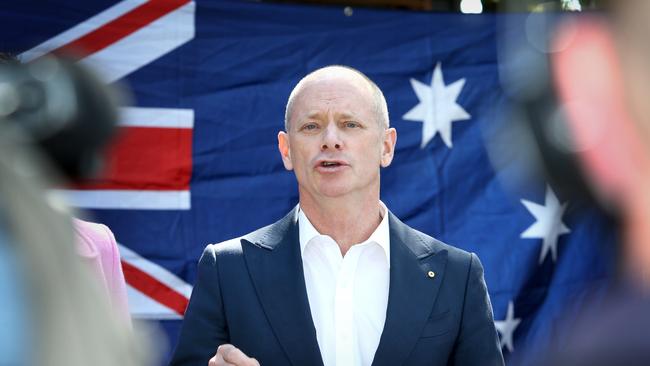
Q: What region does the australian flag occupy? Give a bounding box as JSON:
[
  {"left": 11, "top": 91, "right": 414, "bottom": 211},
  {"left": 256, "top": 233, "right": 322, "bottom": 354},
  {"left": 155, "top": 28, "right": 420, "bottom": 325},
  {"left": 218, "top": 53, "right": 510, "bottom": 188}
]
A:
[{"left": 2, "top": 0, "right": 617, "bottom": 364}]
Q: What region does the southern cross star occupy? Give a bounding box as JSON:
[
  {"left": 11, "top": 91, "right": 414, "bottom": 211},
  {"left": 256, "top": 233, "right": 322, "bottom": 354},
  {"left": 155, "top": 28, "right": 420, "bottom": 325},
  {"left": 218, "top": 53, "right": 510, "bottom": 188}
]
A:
[
  {"left": 402, "top": 62, "right": 471, "bottom": 148},
  {"left": 495, "top": 300, "right": 521, "bottom": 353},
  {"left": 521, "top": 185, "right": 571, "bottom": 264}
]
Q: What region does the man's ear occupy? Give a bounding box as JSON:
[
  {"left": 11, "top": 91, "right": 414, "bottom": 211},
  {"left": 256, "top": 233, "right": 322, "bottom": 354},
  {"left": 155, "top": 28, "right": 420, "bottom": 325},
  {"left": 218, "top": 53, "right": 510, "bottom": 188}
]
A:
[
  {"left": 380, "top": 127, "right": 397, "bottom": 168},
  {"left": 278, "top": 131, "right": 293, "bottom": 171}
]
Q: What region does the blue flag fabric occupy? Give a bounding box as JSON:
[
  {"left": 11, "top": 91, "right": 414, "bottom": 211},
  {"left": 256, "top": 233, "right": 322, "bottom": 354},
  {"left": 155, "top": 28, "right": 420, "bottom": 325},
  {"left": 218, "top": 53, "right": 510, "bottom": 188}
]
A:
[{"left": 2, "top": 1, "right": 617, "bottom": 364}]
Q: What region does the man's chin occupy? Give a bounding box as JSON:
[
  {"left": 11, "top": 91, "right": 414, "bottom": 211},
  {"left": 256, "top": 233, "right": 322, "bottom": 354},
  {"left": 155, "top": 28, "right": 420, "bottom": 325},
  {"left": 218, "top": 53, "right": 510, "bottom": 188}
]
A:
[{"left": 314, "top": 183, "right": 354, "bottom": 198}]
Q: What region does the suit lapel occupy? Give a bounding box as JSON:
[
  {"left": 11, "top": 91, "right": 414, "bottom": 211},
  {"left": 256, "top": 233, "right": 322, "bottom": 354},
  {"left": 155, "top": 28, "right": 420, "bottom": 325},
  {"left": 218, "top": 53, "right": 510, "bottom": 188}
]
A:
[
  {"left": 242, "top": 208, "right": 324, "bottom": 366},
  {"left": 372, "top": 213, "right": 448, "bottom": 366}
]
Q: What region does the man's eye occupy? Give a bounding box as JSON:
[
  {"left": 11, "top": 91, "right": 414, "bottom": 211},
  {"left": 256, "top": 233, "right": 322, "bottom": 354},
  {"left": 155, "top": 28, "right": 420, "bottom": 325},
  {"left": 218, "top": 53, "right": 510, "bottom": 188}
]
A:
[
  {"left": 301, "top": 123, "right": 318, "bottom": 131},
  {"left": 344, "top": 121, "right": 359, "bottom": 128}
]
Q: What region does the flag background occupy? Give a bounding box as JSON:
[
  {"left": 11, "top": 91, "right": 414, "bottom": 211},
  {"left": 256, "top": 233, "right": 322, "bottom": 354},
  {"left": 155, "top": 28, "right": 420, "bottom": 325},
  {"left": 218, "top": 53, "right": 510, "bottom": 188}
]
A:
[{"left": 1, "top": 1, "right": 617, "bottom": 364}]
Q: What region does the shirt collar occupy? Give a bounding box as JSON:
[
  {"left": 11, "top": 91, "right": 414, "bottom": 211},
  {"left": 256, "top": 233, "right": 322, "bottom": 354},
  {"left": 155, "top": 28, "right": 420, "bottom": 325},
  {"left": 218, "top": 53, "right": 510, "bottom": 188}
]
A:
[{"left": 298, "top": 201, "right": 390, "bottom": 264}]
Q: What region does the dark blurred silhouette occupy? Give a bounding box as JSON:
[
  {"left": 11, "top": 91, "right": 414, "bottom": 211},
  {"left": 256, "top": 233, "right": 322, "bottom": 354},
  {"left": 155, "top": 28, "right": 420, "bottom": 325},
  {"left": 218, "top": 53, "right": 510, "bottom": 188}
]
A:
[
  {"left": 498, "top": 1, "right": 650, "bottom": 364},
  {"left": 0, "top": 53, "right": 133, "bottom": 326},
  {"left": 0, "top": 53, "right": 147, "bottom": 366}
]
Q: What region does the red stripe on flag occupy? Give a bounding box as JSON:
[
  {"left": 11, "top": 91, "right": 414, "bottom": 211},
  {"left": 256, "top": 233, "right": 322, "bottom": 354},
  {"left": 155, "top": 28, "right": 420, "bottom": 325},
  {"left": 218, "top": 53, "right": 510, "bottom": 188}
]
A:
[
  {"left": 122, "top": 260, "right": 188, "bottom": 315},
  {"left": 56, "top": 0, "right": 190, "bottom": 58},
  {"left": 78, "top": 127, "right": 192, "bottom": 190}
]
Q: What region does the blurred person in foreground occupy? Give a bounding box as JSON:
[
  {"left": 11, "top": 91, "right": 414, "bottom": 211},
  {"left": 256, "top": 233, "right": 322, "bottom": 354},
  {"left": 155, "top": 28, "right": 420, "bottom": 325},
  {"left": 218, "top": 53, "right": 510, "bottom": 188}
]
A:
[
  {"left": 171, "top": 66, "right": 504, "bottom": 366},
  {"left": 1, "top": 52, "right": 131, "bottom": 324},
  {"left": 0, "top": 53, "right": 146, "bottom": 365},
  {"left": 503, "top": 1, "right": 650, "bottom": 364}
]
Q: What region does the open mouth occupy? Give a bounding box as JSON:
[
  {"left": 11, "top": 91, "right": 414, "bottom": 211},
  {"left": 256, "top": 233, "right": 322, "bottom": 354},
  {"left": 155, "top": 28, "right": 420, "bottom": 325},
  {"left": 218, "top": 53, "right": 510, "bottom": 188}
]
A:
[
  {"left": 316, "top": 160, "right": 347, "bottom": 171},
  {"left": 321, "top": 161, "right": 342, "bottom": 167}
]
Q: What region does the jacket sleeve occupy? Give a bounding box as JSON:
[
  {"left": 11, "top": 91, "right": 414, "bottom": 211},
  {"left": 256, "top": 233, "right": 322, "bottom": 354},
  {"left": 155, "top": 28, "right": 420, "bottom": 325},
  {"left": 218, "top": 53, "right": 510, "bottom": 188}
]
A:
[
  {"left": 451, "top": 253, "right": 504, "bottom": 366},
  {"left": 169, "top": 245, "right": 229, "bottom": 366}
]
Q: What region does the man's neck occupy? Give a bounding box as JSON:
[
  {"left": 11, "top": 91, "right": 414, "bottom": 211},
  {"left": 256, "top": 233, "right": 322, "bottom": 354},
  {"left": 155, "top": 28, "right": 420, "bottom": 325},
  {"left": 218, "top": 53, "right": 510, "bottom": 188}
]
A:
[{"left": 299, "top": 192, "right": 383, "bottom": 256}]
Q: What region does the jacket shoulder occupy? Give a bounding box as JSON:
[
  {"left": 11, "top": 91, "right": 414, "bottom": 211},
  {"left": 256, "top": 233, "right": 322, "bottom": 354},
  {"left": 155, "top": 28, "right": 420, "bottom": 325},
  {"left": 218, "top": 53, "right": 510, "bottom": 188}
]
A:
[
  {"left": 390, "top": 212, "right": 474, "bottom": 265},
  {"left": 204, "top": 237, "right": 243, "bottom": 259},
  {"left": 202, "top": 207, "right": 298, "bottom": 260}
]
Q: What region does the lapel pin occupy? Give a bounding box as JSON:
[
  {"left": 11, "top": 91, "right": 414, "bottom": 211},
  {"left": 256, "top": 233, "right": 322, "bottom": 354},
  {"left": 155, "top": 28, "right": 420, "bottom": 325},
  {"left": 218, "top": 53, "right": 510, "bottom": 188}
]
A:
[{"left": 427, "top": 271, "right": 435, "bottom": 278}]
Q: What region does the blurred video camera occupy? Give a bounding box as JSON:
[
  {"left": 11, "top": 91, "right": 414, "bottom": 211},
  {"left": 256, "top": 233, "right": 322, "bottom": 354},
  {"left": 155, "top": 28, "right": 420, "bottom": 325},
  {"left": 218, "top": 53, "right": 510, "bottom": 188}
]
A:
[{"left": 0, "top": 55, "right": 121, "bottom": 180}]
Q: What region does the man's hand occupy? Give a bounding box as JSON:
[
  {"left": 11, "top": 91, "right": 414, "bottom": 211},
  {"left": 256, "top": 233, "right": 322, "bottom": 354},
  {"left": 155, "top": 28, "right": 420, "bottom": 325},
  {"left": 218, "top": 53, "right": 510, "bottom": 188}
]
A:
[{"left": 208, "top": 344, "right": 260, "bottom": 366}]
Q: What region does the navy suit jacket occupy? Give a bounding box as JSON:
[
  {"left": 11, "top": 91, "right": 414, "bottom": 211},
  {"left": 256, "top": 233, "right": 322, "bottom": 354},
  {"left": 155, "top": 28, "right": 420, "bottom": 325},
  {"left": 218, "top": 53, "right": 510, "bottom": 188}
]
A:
[{"left": 170, "top": 207, "right": 504, "bottom": 366}]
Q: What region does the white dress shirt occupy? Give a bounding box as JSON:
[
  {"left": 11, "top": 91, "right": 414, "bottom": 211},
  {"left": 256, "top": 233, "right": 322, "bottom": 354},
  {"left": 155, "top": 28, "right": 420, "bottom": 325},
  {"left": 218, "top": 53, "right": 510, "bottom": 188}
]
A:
[{"left": 299, "top": 203, "right": 390, "bottom": 366}]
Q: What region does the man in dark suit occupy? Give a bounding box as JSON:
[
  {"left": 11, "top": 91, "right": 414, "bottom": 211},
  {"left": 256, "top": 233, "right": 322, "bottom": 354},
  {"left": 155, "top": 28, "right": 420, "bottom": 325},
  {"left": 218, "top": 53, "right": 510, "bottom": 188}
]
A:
[{"left": 170, "top": 66, "right": 503, "bottom": 366}]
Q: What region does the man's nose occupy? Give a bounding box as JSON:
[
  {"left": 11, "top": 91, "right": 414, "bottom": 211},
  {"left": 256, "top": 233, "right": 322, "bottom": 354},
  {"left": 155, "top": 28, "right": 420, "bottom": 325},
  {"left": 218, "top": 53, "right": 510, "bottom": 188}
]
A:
[{"left": 321, "top": 124, "right": 342, "bottom": 150}]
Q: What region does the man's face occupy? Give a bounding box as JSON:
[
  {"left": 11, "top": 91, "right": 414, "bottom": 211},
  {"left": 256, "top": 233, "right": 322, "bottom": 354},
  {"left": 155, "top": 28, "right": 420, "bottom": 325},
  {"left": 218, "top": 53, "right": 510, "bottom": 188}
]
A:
[{"left": 278, "top": 72, "right": 396, "bottom": 200}]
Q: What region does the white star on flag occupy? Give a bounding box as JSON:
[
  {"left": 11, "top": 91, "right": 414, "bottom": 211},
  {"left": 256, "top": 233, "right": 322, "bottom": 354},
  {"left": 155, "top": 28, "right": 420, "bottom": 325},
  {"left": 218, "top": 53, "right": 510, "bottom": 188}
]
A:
[
  {"left": 402, "top": 62, "right": 471, "bottom": 148},
  {"left": 495, "top": 301, "right": 521, "bottom": 353},
  {"left": 521, "top": 185, "right": 571, "bottom": 264}
]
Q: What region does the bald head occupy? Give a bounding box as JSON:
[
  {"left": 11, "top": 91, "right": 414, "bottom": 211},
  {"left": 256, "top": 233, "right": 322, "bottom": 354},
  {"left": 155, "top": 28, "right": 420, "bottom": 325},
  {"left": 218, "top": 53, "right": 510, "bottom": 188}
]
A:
[{"left": 284, "top": 66, "right": 389, "bottom": 131}]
